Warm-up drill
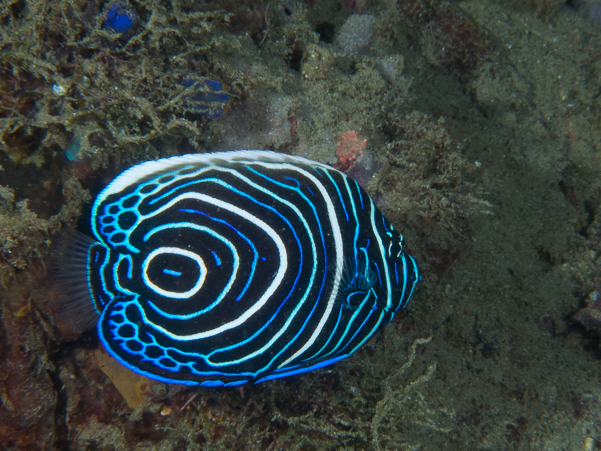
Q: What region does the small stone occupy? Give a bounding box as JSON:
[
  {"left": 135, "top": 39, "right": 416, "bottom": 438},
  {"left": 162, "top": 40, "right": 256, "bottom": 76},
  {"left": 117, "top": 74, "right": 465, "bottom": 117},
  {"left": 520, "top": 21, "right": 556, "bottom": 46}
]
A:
[
  {"left": 160, "top": 405, "right": 173, "bottom": 416},
  {"left": 81, "top": 76, "right": 91, "bottom": 89},
  {"left": 335, "top": 14, "right": 375, "bottom": 58},
  {"left": 52, "top": 84, "right": 66, "bottom": 96}
]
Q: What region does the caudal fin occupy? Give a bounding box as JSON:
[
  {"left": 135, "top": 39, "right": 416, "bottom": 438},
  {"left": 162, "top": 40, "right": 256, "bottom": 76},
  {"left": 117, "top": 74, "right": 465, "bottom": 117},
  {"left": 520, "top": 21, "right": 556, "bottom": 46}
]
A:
[{"left": 48, "top": 229, "right": 100, "bottom": 335}]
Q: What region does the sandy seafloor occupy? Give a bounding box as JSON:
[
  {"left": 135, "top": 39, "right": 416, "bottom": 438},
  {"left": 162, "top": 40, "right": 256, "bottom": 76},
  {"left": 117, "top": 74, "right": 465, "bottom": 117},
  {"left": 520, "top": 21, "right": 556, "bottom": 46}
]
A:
[{"left": 2, "top": 0, "right": 601, "bottom": 449}]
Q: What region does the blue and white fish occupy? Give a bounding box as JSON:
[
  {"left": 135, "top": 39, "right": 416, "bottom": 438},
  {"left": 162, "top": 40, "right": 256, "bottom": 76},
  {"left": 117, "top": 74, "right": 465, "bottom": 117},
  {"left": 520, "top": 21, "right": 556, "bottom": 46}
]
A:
[{"left": 56, "top": 150, "right": 420, "bottom": 387}]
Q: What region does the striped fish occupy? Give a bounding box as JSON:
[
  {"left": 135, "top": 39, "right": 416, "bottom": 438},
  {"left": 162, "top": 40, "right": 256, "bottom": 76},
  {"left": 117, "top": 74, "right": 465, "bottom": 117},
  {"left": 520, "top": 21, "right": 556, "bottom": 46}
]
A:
[{"left": 59, "top": 150, "right": 420, "bottom": 387}]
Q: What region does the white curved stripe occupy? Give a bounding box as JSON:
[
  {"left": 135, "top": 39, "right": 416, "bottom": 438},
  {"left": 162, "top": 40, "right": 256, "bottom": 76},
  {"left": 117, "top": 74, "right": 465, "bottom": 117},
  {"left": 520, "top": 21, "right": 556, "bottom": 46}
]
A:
[
  {"left": 138, "top": 192, "right": 288, "bottom": 340},
  {"left": 203, "top": 168, "right": 319, "bottom": 366},
  {"left": 142, "top": 247, "right": 207, "bottom": 299},
  {"left": 249, "top": 164, "right": 343, "bottom": 368},
  {"left": 370, "top": 198, "right": 391, "bottom": 310},
  {"left": 144, "top": 222, "right": 240, "bottom": 311},
  {"left": 93, "top": 150, "right": 332, "bottom": 208},
  {"left": 113, "top": 254, "right": 136, "bottom": 296},
  {"left": 91, "top": 151, "right": 332, "bottom": 246}
]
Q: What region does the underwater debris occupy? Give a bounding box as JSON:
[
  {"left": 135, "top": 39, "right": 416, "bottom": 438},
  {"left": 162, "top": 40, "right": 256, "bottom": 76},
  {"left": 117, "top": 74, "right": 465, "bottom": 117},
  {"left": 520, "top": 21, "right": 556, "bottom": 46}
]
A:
[
  {"left": 104, "top": 2, "right": 137, "bottom": 34},
  {"left": 51, "top": 84, "right": 66, "bottom": 96},
  {"left": 376, "top": 55, "right": 405, "bottom": 84},
  {"left": 179, "top": 77, "right": 230, "bottom": 118},
  {"left": 345, "top": 151, "right": 382, "bottom": 190},
  {"left": 582, "top": 1, "right": 601, "bottom": 26},
  {"left": 64, "top": 137, "right": 82, "bottom": 161},
  {"left": 336, "top": 130, "right": 367, "bottom": 172}
]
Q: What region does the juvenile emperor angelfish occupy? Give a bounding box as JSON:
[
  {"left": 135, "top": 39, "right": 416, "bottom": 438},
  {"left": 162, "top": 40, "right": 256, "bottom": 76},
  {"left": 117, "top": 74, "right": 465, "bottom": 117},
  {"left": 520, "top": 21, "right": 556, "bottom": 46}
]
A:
[{"left": 60, "top": 150, "right": 421, "bottom": 387}]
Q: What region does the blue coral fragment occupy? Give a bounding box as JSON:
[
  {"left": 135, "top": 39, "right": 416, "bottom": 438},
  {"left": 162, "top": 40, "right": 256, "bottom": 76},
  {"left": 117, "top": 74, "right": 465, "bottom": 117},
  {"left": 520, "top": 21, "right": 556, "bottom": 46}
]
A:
[
  {"left": 179, "top": 77, "right": 230, "bottom": 118},
  {"left": 104, "top": 2, "right": 137, "bottom": 34}
]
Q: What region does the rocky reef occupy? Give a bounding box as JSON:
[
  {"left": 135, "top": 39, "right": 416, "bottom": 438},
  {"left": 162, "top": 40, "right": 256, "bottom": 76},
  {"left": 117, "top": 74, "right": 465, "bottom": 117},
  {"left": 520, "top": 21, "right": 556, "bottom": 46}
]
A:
[{"left": 4, "top": 0, "right": 601, "bottom": 449}]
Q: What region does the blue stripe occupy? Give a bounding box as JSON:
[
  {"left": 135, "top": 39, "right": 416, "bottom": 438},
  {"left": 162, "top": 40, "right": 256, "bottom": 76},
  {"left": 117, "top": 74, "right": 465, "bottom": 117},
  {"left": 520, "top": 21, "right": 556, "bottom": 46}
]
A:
[
  {"left": 354, "top": 180, "right": 364, "bottom": 210},
  {"left": 303, "top": 304, "right": 344, "bottom": 362},
  {"left": 143, "top": 222, "right": 238, "bottom": 317},
  {"left": 322, "top": 290, "right": 372, "bottom": 358},
  {"left": 180, "top": 208, "right": 257, "bottom": 302},
  {"left": 372, "top": 260, "right": 382, "bottom": 287},
  {"left": 349, "top": 311, "right": 385, "bottom": 355},
  {"left": 256, "top": 355, "right": 347, "bottom": 383},
  {"left": 211, "top": 250, "right": 221, "bottom": 266},
  {"left": 162, "top": 268, "right": 182, "bottom": 277},
  {"left": 316, "top": 167, "right": 349, "bottom": 222}
]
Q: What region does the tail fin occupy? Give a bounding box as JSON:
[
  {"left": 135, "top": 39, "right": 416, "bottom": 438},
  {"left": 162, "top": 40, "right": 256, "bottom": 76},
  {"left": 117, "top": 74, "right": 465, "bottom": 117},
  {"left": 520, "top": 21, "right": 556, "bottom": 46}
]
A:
[{"left": 48, "top": 230, "right": 100, "bottom": 335}]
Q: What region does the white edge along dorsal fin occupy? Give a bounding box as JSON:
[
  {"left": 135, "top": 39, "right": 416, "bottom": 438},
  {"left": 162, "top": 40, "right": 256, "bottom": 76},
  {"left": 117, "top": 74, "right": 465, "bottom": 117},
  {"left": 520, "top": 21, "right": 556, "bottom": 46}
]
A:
[{"left": 98, "top": 150, "right": 332, "bottom": 201}]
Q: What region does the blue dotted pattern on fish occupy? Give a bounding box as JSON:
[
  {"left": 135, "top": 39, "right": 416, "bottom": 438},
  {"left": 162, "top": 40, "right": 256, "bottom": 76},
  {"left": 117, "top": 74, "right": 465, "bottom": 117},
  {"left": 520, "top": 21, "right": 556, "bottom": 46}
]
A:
[{"left": 87, "top": 151, "right": 420, "bottom": 386}]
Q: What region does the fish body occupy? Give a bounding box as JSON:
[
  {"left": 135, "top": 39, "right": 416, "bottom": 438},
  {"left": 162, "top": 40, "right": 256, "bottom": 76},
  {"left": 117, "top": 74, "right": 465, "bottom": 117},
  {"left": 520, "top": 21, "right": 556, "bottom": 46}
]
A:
[{"left": 73, "top": 150, "right": 420, "bottom": 386}]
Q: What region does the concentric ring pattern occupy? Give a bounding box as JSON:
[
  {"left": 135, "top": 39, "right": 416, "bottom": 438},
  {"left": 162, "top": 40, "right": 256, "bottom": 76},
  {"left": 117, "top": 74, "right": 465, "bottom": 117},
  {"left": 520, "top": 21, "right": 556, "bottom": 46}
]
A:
[{"left": 89, "top": 150, "right": 420, "bottom": 386}]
